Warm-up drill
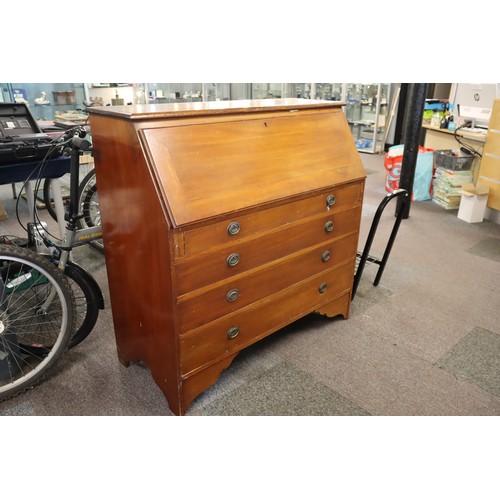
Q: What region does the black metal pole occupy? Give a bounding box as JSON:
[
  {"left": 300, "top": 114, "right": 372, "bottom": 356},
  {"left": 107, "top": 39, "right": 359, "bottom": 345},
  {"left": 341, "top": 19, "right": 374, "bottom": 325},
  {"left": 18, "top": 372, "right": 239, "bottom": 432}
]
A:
[
  {"left": 69, "top": 146, "right": 81, "bottom": 221},
  {"left": 393, "top": 84, "right": 408, "bottom": 146},
  {"left": 396, "top": 83, "right": 428, "bottom": 218}
]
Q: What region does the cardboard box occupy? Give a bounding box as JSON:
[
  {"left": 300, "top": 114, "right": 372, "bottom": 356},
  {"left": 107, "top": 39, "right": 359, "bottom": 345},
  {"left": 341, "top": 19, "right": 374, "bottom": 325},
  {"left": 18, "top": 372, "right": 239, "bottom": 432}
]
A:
[{"left": 457, "top": 183, "right": 490, "bottom": 223}]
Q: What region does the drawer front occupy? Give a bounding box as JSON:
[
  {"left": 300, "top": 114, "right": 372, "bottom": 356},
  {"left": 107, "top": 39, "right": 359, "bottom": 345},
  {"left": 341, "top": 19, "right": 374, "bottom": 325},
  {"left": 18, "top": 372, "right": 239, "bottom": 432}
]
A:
[
  {"left": 175, "top": 205, "right": 362, "bottom": 295},
  {"left": 179, "top": 260, "right": 355, "bottom": 376},
  {"left": 177, "top": 231, "right": 359, "bottom": 332},
  {"left": 177, "top": 181, "right": 363, "bottom": 258}
]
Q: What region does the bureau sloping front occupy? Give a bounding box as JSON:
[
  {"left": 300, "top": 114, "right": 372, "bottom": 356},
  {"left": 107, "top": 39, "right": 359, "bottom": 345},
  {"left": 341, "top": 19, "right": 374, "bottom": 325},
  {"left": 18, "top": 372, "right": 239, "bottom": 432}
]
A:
[{"left": 88, "top": 98, "right": 366, "bottom": 415}]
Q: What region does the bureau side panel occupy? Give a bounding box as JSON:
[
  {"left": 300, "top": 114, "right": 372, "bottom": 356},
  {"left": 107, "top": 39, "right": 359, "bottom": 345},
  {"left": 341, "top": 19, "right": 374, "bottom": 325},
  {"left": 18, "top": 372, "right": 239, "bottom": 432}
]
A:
[{"left": 89, "top": 114, "right": 181, "bottom": 412}]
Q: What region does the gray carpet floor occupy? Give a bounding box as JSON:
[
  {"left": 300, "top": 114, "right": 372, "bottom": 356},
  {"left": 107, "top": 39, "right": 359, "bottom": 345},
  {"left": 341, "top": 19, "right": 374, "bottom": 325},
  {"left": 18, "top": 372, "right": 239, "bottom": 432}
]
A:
[{"left": 1, "top": 152, "right": 499, "bottom": 416}]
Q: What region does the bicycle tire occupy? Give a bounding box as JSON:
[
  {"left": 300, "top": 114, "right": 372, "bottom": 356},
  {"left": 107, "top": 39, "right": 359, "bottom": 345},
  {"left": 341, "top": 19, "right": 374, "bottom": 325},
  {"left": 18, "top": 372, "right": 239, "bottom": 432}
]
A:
[
  {"left": 0, "top": 244, "right": 76, "bottom": 402},
  {"left": 77, "top": 168, "right": 104, "bottom": 254},
  {"left": 63, "top": 262, "right": 102, "bottom": 349}
]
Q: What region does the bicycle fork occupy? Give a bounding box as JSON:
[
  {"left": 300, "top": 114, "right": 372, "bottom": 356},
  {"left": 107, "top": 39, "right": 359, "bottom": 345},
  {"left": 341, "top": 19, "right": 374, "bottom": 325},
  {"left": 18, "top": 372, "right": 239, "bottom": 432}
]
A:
[{"left": 28, "top": 221, "right": 76, "bottom": 315}]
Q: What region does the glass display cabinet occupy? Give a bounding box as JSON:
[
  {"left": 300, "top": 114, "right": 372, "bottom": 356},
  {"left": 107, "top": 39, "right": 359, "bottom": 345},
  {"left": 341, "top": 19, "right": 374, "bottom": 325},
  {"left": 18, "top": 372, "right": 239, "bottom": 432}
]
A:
[
  {"left": 251, "top": 83, "right": 316, "bottom": 100},
  {"left": 146, "top": 83, "right": 231, "bottom": 103},
  {"left": 87, "top": 83, "right": 146, "bottom": 107},
  {"left": 313, "top": 83, "right": 343, "bottom": 101},
  {"left": 251, "top": 83, "right": 285, "bottom": 99},
  {"left": 0, "top": 82, "right": 391, "bottom": 152},
  {"left": 248, "top": 83, "right": 390, "bottom": 152},
  {"left": 0, "top": 82, "right": 86, "bottom": 123},
  {"left": 147, "top": 83, "right": 203, "bottom": 103},
  {"left": 344, "top": 83, "right": 390, "bottom": 153},
  {"left": 202, "top": 83, "right": 231, "bottom": 101},
  {"left": 251, "top": 83, "right": 343, "bottom": 102},
  {"left": 284, "top": 83, "right": 312, "bottom": 99}
]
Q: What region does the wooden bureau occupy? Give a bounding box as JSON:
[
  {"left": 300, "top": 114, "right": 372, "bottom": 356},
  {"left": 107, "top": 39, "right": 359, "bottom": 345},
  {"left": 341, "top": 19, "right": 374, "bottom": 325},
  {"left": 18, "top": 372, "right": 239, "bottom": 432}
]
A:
[{"left": 88, "top": 99, "right": 366, "bottom": 415}]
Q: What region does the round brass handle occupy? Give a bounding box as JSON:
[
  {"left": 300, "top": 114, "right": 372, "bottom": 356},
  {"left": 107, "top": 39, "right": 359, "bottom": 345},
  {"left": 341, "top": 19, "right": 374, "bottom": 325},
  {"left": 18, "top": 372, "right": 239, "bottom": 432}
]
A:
[
  {"left": 227, "top": 326, "right": 240, "bottom": 339},
  {"left": 318, "top": 282, "right": 328, "bottom": 294},
  {"left": 226, "top": 289, "right": 240, "bottom": 302},
  {"left": 326, "top": 194, "right": 336, "bottom": 207},
  {"left": 226, "top": 253, "right": 240, "bottom": 267},
  {"left": 321, "top": 250, "right": 331, "bottom": 263},
  {"left": 227, "top": 222, "right": 241, "bottom": 236},
  {"left": 324, "top": 221, "right": 334, "bottom": 233}
]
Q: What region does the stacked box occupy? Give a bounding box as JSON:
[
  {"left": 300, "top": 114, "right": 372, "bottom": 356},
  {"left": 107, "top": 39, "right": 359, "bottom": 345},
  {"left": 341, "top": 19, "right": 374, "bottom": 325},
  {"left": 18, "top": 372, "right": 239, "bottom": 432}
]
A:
[{"left": 432, "top": 167, "right": 473, "bottom": 209}]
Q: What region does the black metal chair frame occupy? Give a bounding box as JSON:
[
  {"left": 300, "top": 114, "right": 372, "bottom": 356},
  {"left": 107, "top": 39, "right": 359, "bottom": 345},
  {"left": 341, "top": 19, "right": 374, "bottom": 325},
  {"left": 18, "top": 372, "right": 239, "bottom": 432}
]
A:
[{"left": 352, "top": 189, "right": 410, "bottom": 300}]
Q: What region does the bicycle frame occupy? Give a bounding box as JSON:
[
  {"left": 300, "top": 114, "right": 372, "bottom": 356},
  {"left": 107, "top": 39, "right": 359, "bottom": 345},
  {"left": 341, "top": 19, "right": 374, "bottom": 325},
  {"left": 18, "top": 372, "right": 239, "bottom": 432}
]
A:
[
  {"left": 62, "top": 225, "right": 103, "bottom": 252},
  {"left": 51, "top": 136, "right": 102, "bottom": 267},
  {"left": 26, "top": 129, "right": 101, "bottom": 273}
]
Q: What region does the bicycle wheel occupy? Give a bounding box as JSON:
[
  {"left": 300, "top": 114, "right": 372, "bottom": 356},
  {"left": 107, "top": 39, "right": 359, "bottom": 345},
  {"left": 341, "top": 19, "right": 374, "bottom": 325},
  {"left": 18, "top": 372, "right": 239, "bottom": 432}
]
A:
[
  {"left": 0, "top": 244, "right": 76, "bottom": 402},
  {"left": 63, "top": 262, "right": 103, "bottom": 349},
  {"left": 43, "top": 161, "right": 95, "bottom": 222},
  {"left": 77, "top": 168, "right": 104, "bottom": 253}
]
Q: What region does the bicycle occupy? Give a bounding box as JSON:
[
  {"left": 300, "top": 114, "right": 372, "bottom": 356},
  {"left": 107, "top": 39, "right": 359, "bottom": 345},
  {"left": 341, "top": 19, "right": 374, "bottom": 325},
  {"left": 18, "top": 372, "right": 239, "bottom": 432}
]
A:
[{"left": 0, "top": 126, "right": 104, "bottom": 401}]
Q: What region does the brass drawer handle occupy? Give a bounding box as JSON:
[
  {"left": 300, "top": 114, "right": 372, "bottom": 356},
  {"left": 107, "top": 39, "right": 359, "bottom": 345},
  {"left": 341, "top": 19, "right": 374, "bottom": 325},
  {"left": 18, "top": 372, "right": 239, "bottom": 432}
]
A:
[
  {"left": 324, "top": 221, "right": 334, "bottom": 233},
  {"left": 226, "top": 289, "right": 240, "bottom": 302},
  {"left": 227, "top": 222, "right": 241, "bottom": 236},
  {"left": 326, "top": 194, "right": 336, "bottom": 207},
  {"left": 227, "top": 326, "right": 240, "bottom": 339},
  {"left": 318, "top": 282, "right": 328, "bottom": 294},
  {"left": 321, "top": 250, "right": 331, "bottom": 263},
  {"left": 226, "top": 253, "right": 240, "bottom": 267}
]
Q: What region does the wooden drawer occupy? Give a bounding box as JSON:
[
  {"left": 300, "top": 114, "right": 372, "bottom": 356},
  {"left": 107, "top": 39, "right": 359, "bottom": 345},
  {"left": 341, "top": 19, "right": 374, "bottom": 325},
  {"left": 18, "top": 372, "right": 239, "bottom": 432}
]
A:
[
  {"left": 175, "top": 181, "right": 363, "bottom": 258},
  {"left": 175, "top": 205, "right": 362, "bottom": 295},
  {"left": 179, "top": 259, "right": 355, "bottom": 376},
  {"left": 177, "top": 231, "right": 359, "bottom": 332}
]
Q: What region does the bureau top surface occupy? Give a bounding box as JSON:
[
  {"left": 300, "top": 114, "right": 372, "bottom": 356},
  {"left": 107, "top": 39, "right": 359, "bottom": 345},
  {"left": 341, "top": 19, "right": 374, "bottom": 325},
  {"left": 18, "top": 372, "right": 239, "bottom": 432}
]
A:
[{"left": 87, "top": 98, "right": 344, "bottom": 120}]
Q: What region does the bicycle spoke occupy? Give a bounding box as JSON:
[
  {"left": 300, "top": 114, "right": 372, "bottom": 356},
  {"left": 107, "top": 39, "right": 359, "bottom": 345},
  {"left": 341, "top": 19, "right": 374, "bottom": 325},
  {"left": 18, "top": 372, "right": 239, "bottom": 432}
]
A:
[{"left": 0, "top": 245, "right": 75, "bottom": 400}]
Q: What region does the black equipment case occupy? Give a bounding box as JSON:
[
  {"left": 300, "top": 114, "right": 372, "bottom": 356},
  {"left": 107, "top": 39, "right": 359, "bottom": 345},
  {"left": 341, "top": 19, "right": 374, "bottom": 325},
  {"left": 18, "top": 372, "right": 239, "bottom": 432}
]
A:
[{"left": 0, "top": 102, "right": 62, "bottom": 165}]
